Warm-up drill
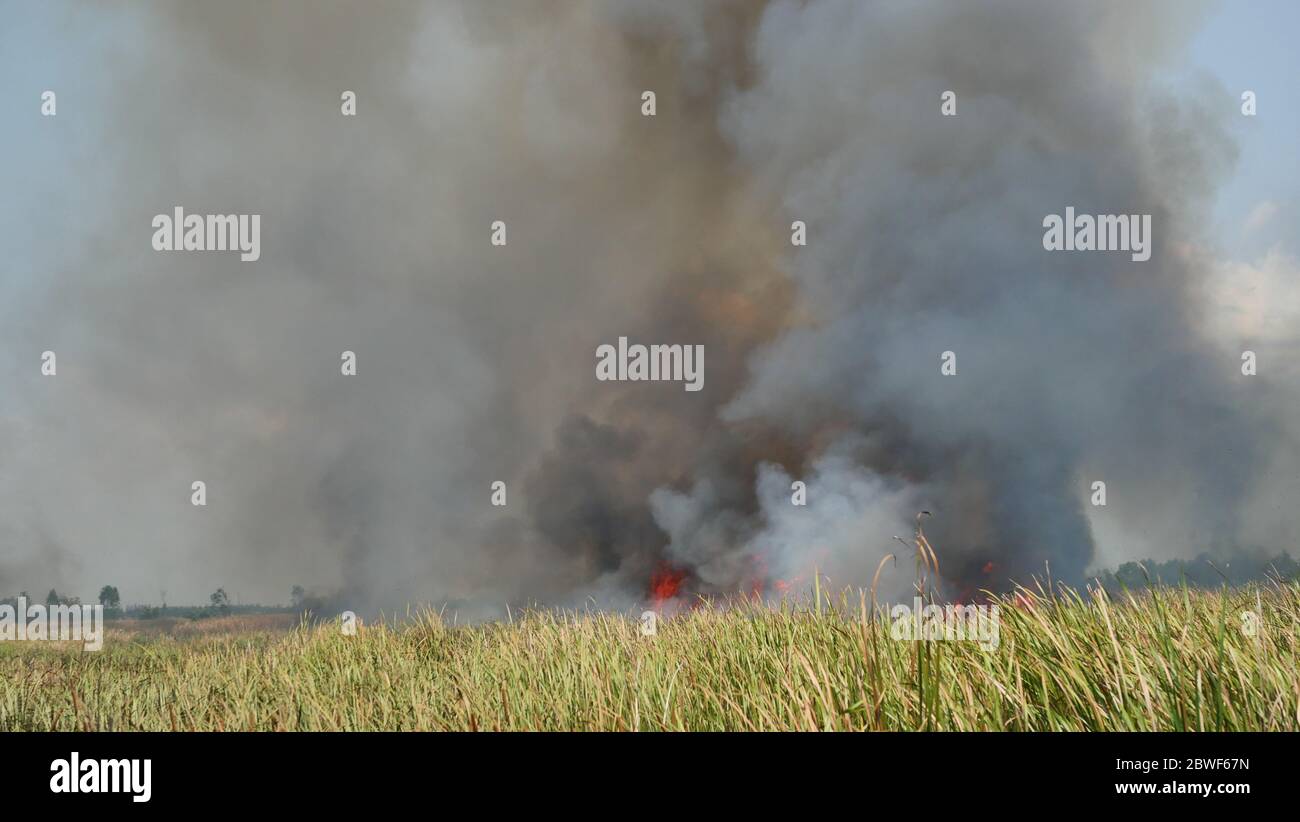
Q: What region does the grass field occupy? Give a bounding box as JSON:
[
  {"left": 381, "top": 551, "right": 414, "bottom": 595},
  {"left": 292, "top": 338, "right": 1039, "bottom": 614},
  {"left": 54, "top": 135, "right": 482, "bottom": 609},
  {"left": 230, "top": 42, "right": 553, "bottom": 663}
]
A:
[{"left": 1, "top": 581, "right": 1297, "bottom": 731}]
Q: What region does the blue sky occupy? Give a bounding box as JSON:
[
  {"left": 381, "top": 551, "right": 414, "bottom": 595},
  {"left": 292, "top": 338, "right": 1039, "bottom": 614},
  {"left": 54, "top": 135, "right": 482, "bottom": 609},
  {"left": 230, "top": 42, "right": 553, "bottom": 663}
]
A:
[{"left": 1189, "top": 0, "right": 1300, "bottom": 258}]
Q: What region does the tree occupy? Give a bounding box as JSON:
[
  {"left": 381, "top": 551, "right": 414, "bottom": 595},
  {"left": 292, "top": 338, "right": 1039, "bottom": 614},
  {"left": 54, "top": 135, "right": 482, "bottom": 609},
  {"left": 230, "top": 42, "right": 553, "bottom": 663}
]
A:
[
  {"left": 290, "top": 585, "right": 305, "bottom": 608},
  {"left": 98, "top": 585, "right": 121, "bottom": 610},
  {"left": 46, "top": 588, "right": 60, "bottom": 606},
  {"left": 210, "top": 587, "right": 231, "bottom": 615}
]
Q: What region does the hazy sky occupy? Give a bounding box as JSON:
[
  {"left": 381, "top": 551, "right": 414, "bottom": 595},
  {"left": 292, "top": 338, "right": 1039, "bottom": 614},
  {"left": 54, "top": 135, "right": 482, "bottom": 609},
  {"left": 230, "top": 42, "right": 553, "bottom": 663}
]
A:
[{"left": 1, "top": 1, "right": 1297, "bottom": 607}]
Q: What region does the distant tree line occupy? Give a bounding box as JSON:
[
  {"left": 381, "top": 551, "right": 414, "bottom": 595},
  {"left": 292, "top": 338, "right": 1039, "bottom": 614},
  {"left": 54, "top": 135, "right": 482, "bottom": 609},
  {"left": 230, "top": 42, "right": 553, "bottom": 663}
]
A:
[
  {"left": 0, "top": 584, "right": 318, "bottom": 621},
  {"left": 1094, "top": 550, "right": 1299, "bottom": 594},
  {"left": 10, "top": 553, "right": 1293, "bottom": 620}
]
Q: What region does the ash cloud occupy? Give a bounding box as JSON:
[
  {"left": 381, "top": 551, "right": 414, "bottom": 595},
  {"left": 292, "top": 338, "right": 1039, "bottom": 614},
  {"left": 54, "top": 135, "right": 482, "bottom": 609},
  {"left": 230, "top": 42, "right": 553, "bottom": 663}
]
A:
[{"left": 0, "top": 0, "right": 1292, "bottom": 613}]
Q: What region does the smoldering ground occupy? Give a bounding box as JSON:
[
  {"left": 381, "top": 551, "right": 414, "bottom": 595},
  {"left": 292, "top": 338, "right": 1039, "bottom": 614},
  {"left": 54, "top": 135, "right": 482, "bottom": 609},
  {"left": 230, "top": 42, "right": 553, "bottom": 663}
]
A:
[{"left": 0, "top": 0, "right": 1293, "bottom": 615}]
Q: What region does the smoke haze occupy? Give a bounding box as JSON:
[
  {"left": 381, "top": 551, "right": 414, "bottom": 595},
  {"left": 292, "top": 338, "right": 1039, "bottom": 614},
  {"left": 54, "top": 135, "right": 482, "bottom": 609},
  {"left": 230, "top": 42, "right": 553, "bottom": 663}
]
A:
[{"left": 1, "top": 0, "right": 1295, "bottom": 614}]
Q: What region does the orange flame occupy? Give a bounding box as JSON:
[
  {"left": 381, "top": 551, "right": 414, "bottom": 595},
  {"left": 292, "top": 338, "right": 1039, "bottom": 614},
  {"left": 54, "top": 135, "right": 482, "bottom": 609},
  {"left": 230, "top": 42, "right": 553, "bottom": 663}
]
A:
[{"left": 649, "top": 565, "right": 688, "bottom": 605}]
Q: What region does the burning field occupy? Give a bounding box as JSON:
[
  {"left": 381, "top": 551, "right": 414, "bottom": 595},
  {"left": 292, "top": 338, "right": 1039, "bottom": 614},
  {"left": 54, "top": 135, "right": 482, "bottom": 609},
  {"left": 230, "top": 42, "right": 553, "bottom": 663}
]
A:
[
  {"left": 6, "top": 0, "right": 1299, "bottom": 623},
  {"left": 2, "top": 579, "right": 1298, "bottom": 732},
  {"left": 3, "top": 0, "right": 1298, "bottom": 743}
]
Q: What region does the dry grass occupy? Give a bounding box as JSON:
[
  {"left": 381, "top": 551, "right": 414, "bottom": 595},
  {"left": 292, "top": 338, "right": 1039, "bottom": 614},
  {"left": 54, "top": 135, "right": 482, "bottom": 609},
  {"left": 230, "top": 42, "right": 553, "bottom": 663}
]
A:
[
  {"left": 1, "top": 580, "right": 1298, "bottom": 731},
  {"left": 104, "top": 613, "right": 299, "bottom": 641}
]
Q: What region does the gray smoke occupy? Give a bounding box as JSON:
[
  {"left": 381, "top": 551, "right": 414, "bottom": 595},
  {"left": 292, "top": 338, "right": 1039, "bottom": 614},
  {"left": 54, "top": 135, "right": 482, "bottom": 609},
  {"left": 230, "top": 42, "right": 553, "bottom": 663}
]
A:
[{"left": 0, "top": 0, "right": 1292, "bottom": 613}]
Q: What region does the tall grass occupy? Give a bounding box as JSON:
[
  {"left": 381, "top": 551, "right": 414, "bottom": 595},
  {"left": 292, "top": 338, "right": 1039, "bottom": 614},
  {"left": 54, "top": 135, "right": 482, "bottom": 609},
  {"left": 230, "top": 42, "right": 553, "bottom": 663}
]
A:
[{"left": 1, "top": 581, "right": 1297, "bottom": 731}]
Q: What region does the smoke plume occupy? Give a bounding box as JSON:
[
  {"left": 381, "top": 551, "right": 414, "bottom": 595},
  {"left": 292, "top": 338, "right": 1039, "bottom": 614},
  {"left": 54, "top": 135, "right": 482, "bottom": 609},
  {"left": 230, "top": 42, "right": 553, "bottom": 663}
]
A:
[{"left": 0, "top": 0, "right": 1292, "bottom": 614}]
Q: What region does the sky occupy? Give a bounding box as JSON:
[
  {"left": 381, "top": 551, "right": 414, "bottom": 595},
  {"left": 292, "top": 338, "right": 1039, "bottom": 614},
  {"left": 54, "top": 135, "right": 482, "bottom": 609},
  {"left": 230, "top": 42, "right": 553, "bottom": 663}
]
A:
[
  {"left": 1, "top": 1, "right": 1298, "bottom": 608},
  {"left": 1188, "top": 0, "right": 1299, "bottom": 258}
]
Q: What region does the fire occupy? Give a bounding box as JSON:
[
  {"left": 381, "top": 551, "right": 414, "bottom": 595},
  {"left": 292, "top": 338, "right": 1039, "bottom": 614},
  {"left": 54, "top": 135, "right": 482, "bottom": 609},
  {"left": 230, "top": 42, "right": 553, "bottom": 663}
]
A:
[
  {"left": 749, "top": 555, "right": 769, "bottom": 599},
  {"left": 647, "top": 552, "right": 815, "bottom": 605},
  {"left": 649, "top": 564, "right": 688, "bottom": 605},
  {"left": 774, "top": 573, "right": 807, "bottom": 595},
  {"left": 982, "top": 561, "right": 994, "bottom": 575}
]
